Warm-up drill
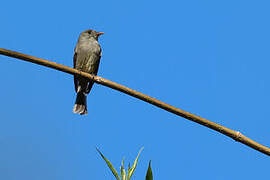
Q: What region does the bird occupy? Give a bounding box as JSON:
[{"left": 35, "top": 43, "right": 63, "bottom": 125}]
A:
[{"left": 73, "top": 29, "right": 104, "bottom": 115}]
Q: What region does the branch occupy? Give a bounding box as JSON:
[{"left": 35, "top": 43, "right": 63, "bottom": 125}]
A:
[{"left": 0, "top": 48, "right": 269, "bottom": 156}]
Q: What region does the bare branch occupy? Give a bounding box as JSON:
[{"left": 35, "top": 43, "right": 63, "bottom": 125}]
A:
[{"left": 0, "top": 48, "right": 269, "bottom": 156}]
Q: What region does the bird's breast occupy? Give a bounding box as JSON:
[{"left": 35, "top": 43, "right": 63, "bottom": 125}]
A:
[{"left": 75, "top": 40, "right": 101, "bottom": 74}]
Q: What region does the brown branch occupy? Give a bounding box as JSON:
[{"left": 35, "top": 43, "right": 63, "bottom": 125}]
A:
[{"left": 0, "top": 47, "right": 269, "bottom": 156}]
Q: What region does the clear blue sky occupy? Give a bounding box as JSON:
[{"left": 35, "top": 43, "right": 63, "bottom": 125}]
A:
[{"left": 0, "top": 0, "right": 269, "bottom": 179}]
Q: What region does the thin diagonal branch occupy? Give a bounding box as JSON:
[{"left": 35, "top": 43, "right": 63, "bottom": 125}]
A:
[{"left": 0, "top": 48, "right": 269, "bottom": 156}]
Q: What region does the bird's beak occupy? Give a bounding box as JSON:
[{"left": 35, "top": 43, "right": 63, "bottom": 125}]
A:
[{"left": 96, "top": 32, "right": 104, "bottom": 36}]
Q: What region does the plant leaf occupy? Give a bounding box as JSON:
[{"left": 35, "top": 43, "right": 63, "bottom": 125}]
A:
[
  {"left": 121, "top": 158, "right": 126, "bottom": 180},
  {"left": 145, "top": 160, "right": 153, "bottom": 180},
  {"left": 96, "top": 148, "right": 120, "bottom": 180},
  {"left": 127, "top": 147, "right": 144, "bottom": 180},
  {"left": 127, "top": 163, "right": 131, "bottom": 175}
]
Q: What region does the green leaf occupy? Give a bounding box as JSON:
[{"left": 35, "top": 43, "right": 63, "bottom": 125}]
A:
[
  {"left": 145, "top": 160, "right": 153, "bottom": 180},
  {"left": 121, "top": 158, "right": 126, "bottom": 180},
  {"left": 127, "top": 163, "right": 131, "bottom": 175},
  {"left": 127, "top": 147, "right": 144, "bottom": 180},
  {"left": 96, "top": 148, "right": 120, "bottom": 180}
]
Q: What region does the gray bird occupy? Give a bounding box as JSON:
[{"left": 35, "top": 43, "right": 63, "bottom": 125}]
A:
[{"left": 73, "top": 29, "right": 104, "bottom": 115}]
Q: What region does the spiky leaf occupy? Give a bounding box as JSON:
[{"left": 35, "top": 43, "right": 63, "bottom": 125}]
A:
[
  {"left": 96, "top": 148, "right": 120, "bottom": 180},
  {"left": 121, "top": 158, "right": 126, "bottom": 180},
  {"left": 127, "top": 147, "right": 144, "bottom": 180},
  {"left": 127, "top": 163, "right": 131, "bottom": 175},
  {"left": 145, "top": 160, "right": 153, "bottom": 180}
]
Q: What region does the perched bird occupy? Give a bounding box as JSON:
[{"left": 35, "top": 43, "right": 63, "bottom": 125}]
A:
[{"left": 73, "top": 29, "right": 104, "bottom": 115}]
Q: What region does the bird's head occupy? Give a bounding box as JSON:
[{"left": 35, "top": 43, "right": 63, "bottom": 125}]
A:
[{"left": 81, "top": 29, "right": 104, "bottom": 40}]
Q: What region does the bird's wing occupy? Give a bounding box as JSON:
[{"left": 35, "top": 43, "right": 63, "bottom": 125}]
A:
[
  {"left": 86, "top": 49, "right": 102, "bottom": 93},
  {"left": 73, "top": 52, "right": 78, "bottom": 92},
  {"left": 93, "top": 49, "right": 102, "bottom": 75}
]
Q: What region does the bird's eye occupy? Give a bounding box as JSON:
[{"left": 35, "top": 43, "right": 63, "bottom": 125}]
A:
[{"left": 88, "top": 30, "right": 92, "bottom": 34}]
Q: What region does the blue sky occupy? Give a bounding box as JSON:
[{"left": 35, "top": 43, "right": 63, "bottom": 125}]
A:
[{"left": 0, "top": 0, "right": 269, "bottom": 179}]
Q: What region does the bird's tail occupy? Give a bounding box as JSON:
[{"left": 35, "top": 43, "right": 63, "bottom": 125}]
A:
[{"left": 73, "top": 90, "right": 88, "bottom": 115}]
